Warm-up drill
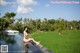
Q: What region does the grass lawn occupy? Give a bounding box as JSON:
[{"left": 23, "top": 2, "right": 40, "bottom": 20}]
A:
[{"left": 31, "top": 30, "right": 80, "bottom": 53}]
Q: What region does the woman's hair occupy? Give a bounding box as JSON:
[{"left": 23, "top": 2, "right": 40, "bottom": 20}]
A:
[
  {"left": 24, "top": 26, "right": 28, "bottom": 32},
  {"left": 24, "top": 26, "right": 27, "bottom": 30}
]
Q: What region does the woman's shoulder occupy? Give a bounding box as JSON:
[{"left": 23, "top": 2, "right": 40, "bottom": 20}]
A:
[
  {"left": 24, "top": 31, "right": 28, "bottom": 35},
  {"left": 23, "top": 31, "right": 26, "bottom": 34}
]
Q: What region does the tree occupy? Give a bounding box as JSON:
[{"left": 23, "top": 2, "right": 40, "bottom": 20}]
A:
[
  {"left": 0, "top": 12, "right": 16, "bottom": 30},
  {"left": 36, "top": 19, "right": 41, "bottom": 30},
  {"left": 48, "top": 19, "right": 55, "bottom": 24},
  {"left": 13, "top": 18, "right": 23, "bottom": 33}
]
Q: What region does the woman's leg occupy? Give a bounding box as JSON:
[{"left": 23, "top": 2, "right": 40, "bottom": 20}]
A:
[
  {"left": 24, "top": 38, "right": 39, "bottom": 45},
  {"left": 29, "top": 38, "right": 40, "bottom": 45}
]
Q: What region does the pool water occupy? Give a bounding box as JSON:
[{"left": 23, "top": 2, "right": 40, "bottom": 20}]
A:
[{"left": 0, "top": 34, "right": 43, "bottom": 53}]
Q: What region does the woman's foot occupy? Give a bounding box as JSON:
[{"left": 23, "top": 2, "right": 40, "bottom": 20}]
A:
[{"left": 36, "top": 42, "right": 40, "bottom": 46}]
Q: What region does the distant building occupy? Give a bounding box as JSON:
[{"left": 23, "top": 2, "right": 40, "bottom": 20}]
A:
[
  {"left": 3, "top": 30, "right": 19, "bottom": 35},
  {"left": 3, "top": 30, "right": 19, "bottom": 40}
]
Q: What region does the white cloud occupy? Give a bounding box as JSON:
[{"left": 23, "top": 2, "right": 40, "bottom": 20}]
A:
[
  {"left": 17, "top": 0, "right": 37, "bottom": 14},
  {"left": 0, "top": 0, "right": 17, "bottom": 5},
  {"left": 0, "top": 0, "right": 37, "bottom": 14},
  {"left": 50, "top": 1, "right": 80, "bottom": 4},
  {"left": 17, "top": 0, "right": 37, "bottom": 6},
  {"left": 17, "top": 5, "right": 33, "bottom": 14},
  {"left": 0, "top": 0, "right": 7, "bottom": 5}
]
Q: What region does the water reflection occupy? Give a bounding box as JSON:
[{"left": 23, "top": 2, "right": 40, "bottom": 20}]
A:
[
  {"left": 0, "top": 34, "right": 43, "bottom": 53},
  {"left": 24, "top": 42, "right": 28, "bottom": 53},
  {"left": 0, "top": 35, "right": 15, "bottom": 44},
  {"left": 0, "top": 34, "right": 24, "bottom": 53}
]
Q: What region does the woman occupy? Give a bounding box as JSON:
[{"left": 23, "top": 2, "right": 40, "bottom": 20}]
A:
[
  {"left": 23, "top": 26, "right": 40, "bottom": 53},
  {"left": 23, "top": 26, "right": 39, "bottom": 46}
]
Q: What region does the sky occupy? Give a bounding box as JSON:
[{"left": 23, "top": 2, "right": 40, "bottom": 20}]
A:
[{"left": 0, "top": 0, "right": 80, "bottom": 21}]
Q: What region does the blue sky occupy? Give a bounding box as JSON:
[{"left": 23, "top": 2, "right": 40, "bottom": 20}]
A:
[{"left": 0, "top": 0, "right": 80, "bottom": 21}]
